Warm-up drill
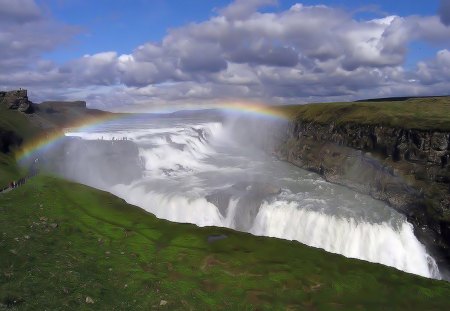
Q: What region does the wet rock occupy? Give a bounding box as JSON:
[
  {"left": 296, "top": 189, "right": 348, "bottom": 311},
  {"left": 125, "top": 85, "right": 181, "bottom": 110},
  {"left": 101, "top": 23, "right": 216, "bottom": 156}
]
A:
[
  {"left": 207, "top": 234, "right": 228, "bottom": 243},
  {"left": 431, "top": 133, "right": 449, "bottom": 151},
  {"left": 206, "top": 182, "right": 281, "bottom": 231},
  {"left": 0, "top": 129, "right": 22, "bottom": 153},
  {"left": 205, "top": 192, "right": 233, "bottom": 217},
  {"left": 165, "top": 135, "right": 185, "bottom": 151}
]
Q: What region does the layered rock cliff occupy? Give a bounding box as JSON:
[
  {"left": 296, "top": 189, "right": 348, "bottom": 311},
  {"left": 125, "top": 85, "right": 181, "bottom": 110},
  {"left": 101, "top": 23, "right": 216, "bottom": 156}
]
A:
[
  {"left": 0, "top": 89, "right": 34, "bottom": 113},
  {"left": 274, "top": 118, "right": 450, "bottom": 268}
]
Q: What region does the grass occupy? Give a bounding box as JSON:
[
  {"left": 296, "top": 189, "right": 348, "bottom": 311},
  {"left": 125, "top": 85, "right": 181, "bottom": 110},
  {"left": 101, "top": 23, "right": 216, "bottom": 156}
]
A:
[
  {"left": 1, "top": 175, "right": 450, "bottom": 310},
  {"left": 0, "top": 153, "right": 25, "bottom": 187},
  {"left": 277, "top": 97, "right": 450, "bottom": 131},
  {"left": 0, "top": 105, "right": 38, "bottom": 142}
]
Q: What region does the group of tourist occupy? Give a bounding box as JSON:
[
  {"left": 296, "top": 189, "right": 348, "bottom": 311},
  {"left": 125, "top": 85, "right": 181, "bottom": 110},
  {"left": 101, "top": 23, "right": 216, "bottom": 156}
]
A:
[
  {"left": 0, "top": 159, "right": 40, "bottom": 193},
  {"left": 97, "top": 137, "right": 129, "bottom": 141}
]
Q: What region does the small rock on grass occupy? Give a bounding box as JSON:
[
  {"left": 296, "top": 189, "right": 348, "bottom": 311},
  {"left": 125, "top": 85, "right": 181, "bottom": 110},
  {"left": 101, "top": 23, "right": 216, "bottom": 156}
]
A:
[
  {"left": 160, "top": 300, "right": 167, "bottom": 306},
  {"left": 85, "top": 296, "right": 94, "bottom": 304}
]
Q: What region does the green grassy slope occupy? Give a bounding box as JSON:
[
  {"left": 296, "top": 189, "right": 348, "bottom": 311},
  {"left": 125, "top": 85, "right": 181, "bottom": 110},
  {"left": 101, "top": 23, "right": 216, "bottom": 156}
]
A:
[
  {"left": 0, "top": 153, "right": 24, "bottom": 186},
  {"left": 0, "top": 105, "right": 37, "bottom": 141},
  {"left": 278, "top": 97, "right": 450, "bottom": 131},
  {"left": 1, "top": 175, "right": 450, "bottom": 310}
]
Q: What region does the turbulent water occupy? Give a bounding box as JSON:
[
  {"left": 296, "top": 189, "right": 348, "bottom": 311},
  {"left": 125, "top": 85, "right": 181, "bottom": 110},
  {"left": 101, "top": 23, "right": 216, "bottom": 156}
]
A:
[{"left": 64, "top": 113, "right": 441, "bottom": 279}]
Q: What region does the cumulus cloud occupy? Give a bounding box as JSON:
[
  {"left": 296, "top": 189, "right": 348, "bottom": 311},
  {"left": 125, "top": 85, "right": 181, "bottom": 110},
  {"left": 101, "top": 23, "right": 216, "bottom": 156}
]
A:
[
  {"left": 416, "top": 49, "right": 450, "bottom": 84},
  {"left": 1, "top": 0, "right": 450, "bottom": 110},
  {"left": 0, "top": 0, "right": 78, "bottom": 74},
  {"left": 219, "top": 0, "right": 277, "bottom": 20}
]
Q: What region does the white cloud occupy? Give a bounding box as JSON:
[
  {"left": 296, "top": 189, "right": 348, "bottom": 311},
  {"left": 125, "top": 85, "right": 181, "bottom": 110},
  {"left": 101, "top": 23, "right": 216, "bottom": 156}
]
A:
[
  {"left": 219, "top": 0, "right": 277, "bottom": 20},
  {"left": 1, "top": 0, "right": 450, "bottom": 110},
  {"left": 416, "top": 49, "right": 450, "bottom": 84},
  {"left": 0, "top": 0, "right": 78, "bottom": 74}
]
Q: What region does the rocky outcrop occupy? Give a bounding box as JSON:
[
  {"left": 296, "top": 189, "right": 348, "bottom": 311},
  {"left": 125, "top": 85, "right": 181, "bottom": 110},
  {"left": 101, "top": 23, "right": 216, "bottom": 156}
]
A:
[
  {"left": 206, "top": 182, "right": 281, "bottom": 231},
  {"left": 0, "top": 89, "right": 34, "bottom": 113},
  {"left": 275, "top": 120, "right": 450, "bottom": 267}
]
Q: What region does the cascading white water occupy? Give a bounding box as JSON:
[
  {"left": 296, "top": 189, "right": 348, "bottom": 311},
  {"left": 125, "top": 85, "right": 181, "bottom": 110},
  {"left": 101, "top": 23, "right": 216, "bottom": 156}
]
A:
[
  {"left": 63, "top": 113, "right": 442, "bottom": 279},
  {"left": 251, "top": 200, "right": 440, "bottom": 278}
]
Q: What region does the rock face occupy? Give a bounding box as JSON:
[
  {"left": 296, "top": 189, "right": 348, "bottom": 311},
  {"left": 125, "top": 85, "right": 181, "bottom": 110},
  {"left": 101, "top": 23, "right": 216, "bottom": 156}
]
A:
[
  {"left": 206, "top": 182, "right": 281, "bottom": 231},
  {"left": 0, "top": 130, "right": 22, "bottom": 153},
  {"left": 275, "top": 120, "right": 450, "bottom": 267},
  {"left": 0, "top": 89, "right": 34, "bottom": 113}
]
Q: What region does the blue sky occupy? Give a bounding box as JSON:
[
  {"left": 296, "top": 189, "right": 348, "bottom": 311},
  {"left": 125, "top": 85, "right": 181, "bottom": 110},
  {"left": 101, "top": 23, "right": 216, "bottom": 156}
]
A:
[
  {"left": 1, "top": 0, "right": 450, "bottom": 110},
  {"left": 42, "top": 0, "right": 441, "bottom": 64}
]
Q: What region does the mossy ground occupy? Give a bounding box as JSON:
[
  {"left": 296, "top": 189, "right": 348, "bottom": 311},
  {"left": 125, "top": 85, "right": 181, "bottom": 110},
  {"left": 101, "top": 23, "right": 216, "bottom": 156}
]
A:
[
  {"left": 1, "top": 175, "right": 450, "bottom": 310},
  {"left": 0, "top": 153, "right": 25, "bottom": 186},
  {"left": 278, "top": 97, "right": 450, "bottom": 131},
  {"left": 0, "top": 105, "right": 36, "bottom": 142}
]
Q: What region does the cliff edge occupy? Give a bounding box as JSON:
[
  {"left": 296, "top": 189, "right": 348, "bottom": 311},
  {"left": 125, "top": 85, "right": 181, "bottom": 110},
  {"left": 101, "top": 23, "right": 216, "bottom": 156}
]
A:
[
  {"left": 0, "top": 89, "right": 34, "bottom": 113},
  {"left": 275, "top": 97, "right": 450, "bottom": 270}
]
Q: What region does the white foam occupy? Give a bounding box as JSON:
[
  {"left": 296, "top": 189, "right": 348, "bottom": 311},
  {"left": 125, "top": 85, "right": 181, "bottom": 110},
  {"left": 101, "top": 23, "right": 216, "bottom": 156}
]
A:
[
  {"left": 111, "top": 184, "right": 223, "bottom": 227},
  {"left": 250, "top": 200, "right": 441, "bottom": 279},
  {"left": 137, "top": 123, "right": 222, "bottom": 174},
  {"left": 64, "top": 116, "right": 442, "bottom": 280}
]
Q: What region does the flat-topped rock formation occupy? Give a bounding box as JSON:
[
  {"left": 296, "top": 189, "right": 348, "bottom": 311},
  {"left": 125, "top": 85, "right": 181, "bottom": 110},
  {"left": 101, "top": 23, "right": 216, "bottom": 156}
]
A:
[{"left": 0, "top": 89, "right": 34, "bottom": 113}]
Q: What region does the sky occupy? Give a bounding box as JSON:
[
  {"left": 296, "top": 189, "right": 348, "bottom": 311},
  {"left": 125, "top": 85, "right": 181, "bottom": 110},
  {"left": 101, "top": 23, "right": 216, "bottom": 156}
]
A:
[{"left": 1, "top": 0, "right": 450, "bottom": 111}]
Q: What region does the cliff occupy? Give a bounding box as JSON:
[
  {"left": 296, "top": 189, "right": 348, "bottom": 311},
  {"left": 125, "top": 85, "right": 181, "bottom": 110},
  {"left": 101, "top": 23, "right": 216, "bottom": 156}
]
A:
[
  {"left": 0, "top": 130, "right": 22, "bottom": 154},
  {"left": 274, "top": 98, "right": 450, "bottom": 269},
  {"left": 0, "top": 89, "right": 34, "bottom": 113}
]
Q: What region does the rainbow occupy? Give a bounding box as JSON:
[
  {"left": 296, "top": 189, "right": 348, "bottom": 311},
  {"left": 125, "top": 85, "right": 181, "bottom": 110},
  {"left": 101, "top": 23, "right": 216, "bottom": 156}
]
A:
[
  {"left": 16, "top": 101, "right": 290, "bottom": 162},
  {"left": 217, "top": 101, "right": 291, "bottom": 120},
  {"left": 16, "top": 112, "right": 123, "bottom": 162}
]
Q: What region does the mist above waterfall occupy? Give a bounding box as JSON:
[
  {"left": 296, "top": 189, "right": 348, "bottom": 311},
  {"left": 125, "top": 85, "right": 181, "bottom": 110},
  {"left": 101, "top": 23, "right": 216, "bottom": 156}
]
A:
[{"left": 37, "top": 110, "right": 441, "bottom": 279}]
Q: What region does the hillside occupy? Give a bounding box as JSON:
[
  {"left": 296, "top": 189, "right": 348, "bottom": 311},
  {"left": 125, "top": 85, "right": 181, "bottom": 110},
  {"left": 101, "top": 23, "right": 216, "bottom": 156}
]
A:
[{"left": 1, "top": 176, "right": 450, "bottom": 310}]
